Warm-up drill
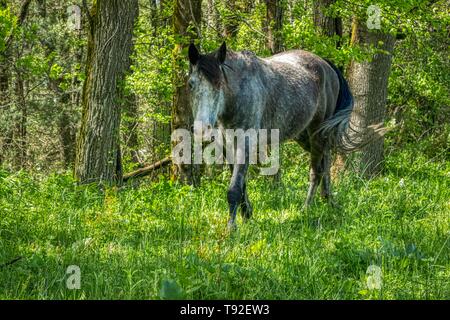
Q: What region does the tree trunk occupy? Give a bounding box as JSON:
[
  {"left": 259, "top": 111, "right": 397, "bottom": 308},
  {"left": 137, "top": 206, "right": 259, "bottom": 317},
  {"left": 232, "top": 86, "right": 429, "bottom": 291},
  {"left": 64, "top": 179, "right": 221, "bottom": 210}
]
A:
[
  {"left": 206, "top": 0, "right": 221, "bottom": 38},
  {"left": 74, "top": 0, "right": 139, "bottom": 185},
  {"left": 347, "top": 18, "right": 395, "bottom": 178},
  {"left": 265, "top": 0, "right": 284, "bottom": 54},
  {"left": 123, "top": 92, "right": 140, "bottom": 164},
  {"left": 0, "top": 0, "right": 31, "bottom": 167},
  {"left": 53, "top": 77, "right": 76, "bottom": 168},
  {"left": 49, "top": 77, "right": 76, "bottom": 167},
  {"left": 37, "top": 0, "right": 77, "bottom": 168},
  {"left": 0, "top": 24, "right": 9, "bottom": 165},
  {"left": 313, "top": 0, "right": 342, "bottom": 40},
  {"left": 0, "top": 62, "right": 9, "bottom": 165},
  {"left": 59, "top": 110, "right": 76, "bottom": 167},
  {"left": 223, "top": 0, "right": 239, "bottom": 40},
  {"left": 263, "top": 0, "right": 284, "bottom": 182},
  {"left": 149, "top": 0, "right": 161, "bottom": 37},
  {"left": 171, "top": 0, "right": 201, "bottom": 185},
  {"left": 13, "top": 73, "right": 26, "bottom": 169}
]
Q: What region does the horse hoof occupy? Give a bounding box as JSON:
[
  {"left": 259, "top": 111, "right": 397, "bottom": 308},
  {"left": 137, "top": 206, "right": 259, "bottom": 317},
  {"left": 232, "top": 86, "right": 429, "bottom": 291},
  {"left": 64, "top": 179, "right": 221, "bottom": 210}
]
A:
[
  {"left": 302, "top": 201, "right": 312, "bottom": 210},
  {"left": 329, "top": 199, "right": 341, "bottom": 209},
  {"left": 227, "top": 220, "right": 237, "bottom": 232},
  {"left": 241, "top": 203, "right": 253, "bottom": 221}
]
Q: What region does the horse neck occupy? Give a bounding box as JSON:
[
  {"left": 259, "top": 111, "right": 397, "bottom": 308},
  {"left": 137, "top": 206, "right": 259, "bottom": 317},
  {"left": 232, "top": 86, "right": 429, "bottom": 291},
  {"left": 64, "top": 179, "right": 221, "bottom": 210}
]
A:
[{"left": 220, "top": 53, "right": 269, "bottom": 129}]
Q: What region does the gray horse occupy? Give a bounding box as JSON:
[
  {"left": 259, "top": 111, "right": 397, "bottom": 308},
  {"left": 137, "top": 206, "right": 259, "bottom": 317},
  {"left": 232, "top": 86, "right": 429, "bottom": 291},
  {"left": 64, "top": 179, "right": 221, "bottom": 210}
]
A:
[{"left": 188, "top": 42, "right": 369, "bottom": 230}]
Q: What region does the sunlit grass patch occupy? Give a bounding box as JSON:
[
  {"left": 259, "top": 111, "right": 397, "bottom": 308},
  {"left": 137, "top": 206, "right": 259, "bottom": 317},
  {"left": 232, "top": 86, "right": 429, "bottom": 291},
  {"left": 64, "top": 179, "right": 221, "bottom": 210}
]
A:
[{"left": 0, "top": 147, "right": 449, "bottom": 299}]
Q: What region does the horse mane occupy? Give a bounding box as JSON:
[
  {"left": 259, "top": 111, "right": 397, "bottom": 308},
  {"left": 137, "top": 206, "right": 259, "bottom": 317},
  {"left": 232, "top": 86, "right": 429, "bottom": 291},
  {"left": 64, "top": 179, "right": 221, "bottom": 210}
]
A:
[
  {"left": 197, "top": 50, "right": 239, "bottom": 88},
  {"left": 197, "top": 52, "right": 223, "bottom": 88}
]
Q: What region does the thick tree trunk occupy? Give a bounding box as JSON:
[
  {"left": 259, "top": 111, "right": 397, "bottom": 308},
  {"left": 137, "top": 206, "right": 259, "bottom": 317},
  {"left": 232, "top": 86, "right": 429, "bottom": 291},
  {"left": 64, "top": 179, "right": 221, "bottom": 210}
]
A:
[
  {"left": 74, "top": 0, "right": 139, "bottom": 184},
  {"left": 265, "top": 0, "right": 284, "bottom": 54},
  {"left": 347, "top": 18, "right": 395, "bottom": 178},
  {"left": 171, "top": 0, "right": 201, "bottom": 185}
]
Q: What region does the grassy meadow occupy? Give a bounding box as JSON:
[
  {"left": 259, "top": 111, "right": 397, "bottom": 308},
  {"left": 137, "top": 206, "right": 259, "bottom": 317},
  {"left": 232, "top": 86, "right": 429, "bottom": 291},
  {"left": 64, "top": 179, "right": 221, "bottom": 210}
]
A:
[{"left": 0, "top": 144, "right": 449, "bottom": 299}]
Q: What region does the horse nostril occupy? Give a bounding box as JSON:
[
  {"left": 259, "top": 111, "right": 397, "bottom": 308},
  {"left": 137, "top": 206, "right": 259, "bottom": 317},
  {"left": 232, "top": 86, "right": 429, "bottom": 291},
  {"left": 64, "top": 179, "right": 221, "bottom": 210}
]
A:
[
  {"left": 211, "top": 136, "right": 215, "bottom": 142},
  {"left": 190, "top": 125, "right": 194, "bottom": 133}
]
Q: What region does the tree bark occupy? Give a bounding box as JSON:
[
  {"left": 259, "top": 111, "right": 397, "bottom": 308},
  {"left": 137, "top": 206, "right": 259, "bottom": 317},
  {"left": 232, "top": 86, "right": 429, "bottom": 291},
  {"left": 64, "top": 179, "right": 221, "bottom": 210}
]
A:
[
  {"left": 58, "top": 110, "right": 76, "bottom": 167},
  {"left": 0, "top": 61, "right": 9, "bottom": 165},
  {"left": 123, "top": 92, "right": 140, "bottom": 164},
  {"left": 265, "top": 0, "right": 284, "bottom": 54},
  {"left": 262, "top": 0, "right": 284, "bottom": 182},
  {"left": 0, "top": 0, "right": 9, "bottom": 165},
  {"left": 0, "top": 0, "right": 31, "bottom": 166},
  {"left": 74, "top": 0, "right": 139, "bottom": 185},
  {"left": 38, "top": 0, "right": 78, "bottom": 169},
  {"left": 223, "top": 0, "right": 239, "bottom": 40},
  {"left": 13, "top": 72, "right": 26, "bottom": 169},
  {"left": 12, "top": 0, "right": 32, "bottom": 169},
  {"left": 313, "top": 0, "right": 342, "bottom": 40},
  {"left": 171, "top": 0, "right": 201, "bottom": 185},
  {"left": 347, "top": 18, "right": 395, "bottom": 178},
  {"left": 51, "top": 78, "right": 76, "bottom": 167},
  {"left": 206, "top": 0, "right": 221, "bottom": 38}
]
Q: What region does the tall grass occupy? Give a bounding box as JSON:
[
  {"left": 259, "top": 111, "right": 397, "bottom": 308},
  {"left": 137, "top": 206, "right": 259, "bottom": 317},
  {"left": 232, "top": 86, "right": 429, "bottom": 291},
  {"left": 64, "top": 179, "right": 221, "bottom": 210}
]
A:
[{"left": 0, "top": 144, "right": 449, "bottom": 299}]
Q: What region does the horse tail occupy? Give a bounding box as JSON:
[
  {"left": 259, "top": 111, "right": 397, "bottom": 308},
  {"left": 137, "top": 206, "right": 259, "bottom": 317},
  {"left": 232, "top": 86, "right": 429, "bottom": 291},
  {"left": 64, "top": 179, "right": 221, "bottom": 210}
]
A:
[{"left": 315, "top": 59, "right": 386, "bottom": 153}]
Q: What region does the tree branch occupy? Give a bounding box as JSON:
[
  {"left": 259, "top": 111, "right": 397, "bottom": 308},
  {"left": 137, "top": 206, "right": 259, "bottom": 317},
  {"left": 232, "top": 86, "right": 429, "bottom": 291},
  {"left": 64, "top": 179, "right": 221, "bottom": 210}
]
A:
[{"left": 123, "top": 156, "right": 172, "bottom": 182}]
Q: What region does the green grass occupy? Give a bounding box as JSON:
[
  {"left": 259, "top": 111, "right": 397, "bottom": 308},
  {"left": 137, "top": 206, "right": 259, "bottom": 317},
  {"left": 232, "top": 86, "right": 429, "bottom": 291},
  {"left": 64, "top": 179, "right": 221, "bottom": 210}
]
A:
[{"left": 0, "top": 144, "right": 449, "bottom": 299}]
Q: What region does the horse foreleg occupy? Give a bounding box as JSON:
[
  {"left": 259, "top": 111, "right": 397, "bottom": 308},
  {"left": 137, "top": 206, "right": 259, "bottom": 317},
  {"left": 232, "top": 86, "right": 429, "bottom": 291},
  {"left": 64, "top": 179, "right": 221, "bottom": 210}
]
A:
[
  {"left": 227, "top": 163, "right": 249, "bottom": 230},
  {"left": 228, "top": 164, "right": 252, "bottom": 222},
  {"left": 240, "top": 181, "right": 252, "bottom": 221}
]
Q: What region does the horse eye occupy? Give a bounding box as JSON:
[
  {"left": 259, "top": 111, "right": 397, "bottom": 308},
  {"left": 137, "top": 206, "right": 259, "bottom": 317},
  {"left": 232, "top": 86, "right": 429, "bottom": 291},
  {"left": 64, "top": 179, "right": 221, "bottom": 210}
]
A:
[{"left": 188, "top": 79, "right": 195, "bottom": 89}]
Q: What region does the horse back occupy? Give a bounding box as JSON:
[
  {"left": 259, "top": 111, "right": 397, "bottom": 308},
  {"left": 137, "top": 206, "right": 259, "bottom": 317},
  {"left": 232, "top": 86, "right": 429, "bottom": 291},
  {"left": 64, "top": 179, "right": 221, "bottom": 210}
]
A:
[{"left": 262, "top": 50, "right": 339, "bottom": 139}]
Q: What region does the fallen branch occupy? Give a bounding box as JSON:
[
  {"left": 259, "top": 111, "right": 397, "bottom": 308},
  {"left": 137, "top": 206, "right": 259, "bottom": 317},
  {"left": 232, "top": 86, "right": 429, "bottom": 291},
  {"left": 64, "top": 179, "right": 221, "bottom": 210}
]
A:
[
  {"left": 0, "top": 256, "right": 23, "bottom": 269},
  {"left": 123, "top": 156, "right": 171, "bottom": 182}
]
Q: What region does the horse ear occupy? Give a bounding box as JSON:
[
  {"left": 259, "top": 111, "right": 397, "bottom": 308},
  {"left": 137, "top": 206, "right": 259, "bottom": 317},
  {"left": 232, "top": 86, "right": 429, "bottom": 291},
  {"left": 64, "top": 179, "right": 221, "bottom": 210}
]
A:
[
  {"left": 188, "top": 43, "right": 200, "bottom": 65},
  {"left": 218, "top": 41, "right": 227, "bottom": 64}
]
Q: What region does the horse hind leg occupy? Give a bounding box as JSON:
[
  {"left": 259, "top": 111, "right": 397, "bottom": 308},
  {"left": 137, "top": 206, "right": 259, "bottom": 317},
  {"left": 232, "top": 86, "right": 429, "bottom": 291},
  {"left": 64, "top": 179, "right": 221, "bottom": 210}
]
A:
[
  {"left": 320, "top": 149, "right": 332, "bottom": 200},
  {"left": 304, "top": 136, "right": 326, "bottom": 207},
  {"left": 305, "top": 155, "right": 323, "bottom": 207},
  {"left": 294, "top": 132, "right": 321, "bottom": 207},
  {"left": 296, "top": 132, "right": 333, "bottom": 207},
  {"left": 295, "top": 131, "right": 311, "bottom": 152},
  {"left": 320, "top": 148, "right": 340, "bottom": 208}
]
